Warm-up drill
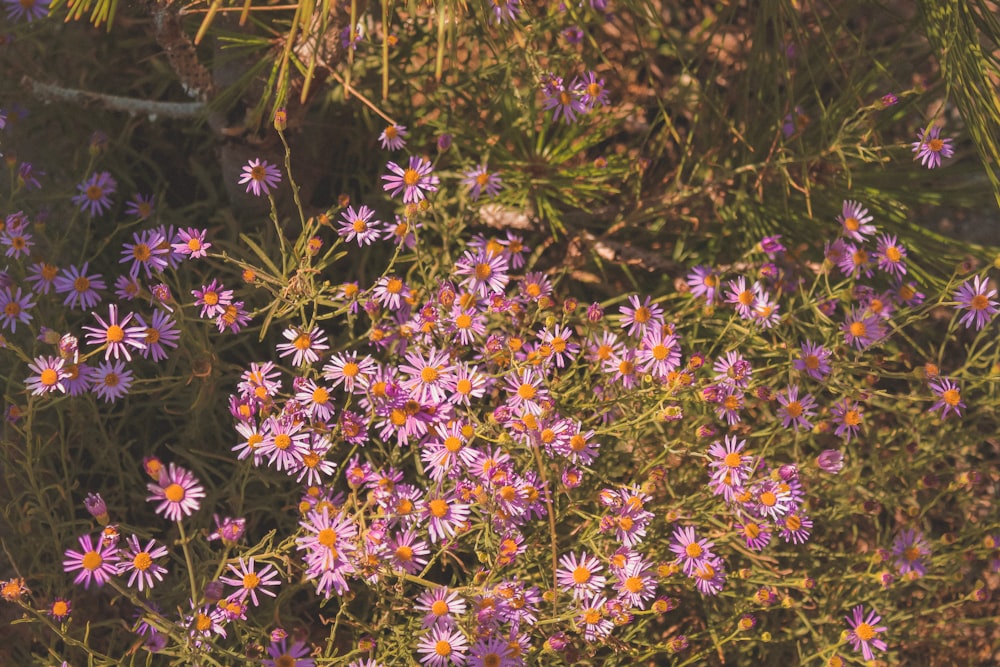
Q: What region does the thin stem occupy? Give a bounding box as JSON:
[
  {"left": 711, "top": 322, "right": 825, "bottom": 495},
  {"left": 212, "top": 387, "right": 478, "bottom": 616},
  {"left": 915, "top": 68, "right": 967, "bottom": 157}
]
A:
[
  {"left": 176, "top": 520, "right": 200, "bottom": 604},
  {"left": 530, "top": 443, "right": 559, "bottom": 618}
]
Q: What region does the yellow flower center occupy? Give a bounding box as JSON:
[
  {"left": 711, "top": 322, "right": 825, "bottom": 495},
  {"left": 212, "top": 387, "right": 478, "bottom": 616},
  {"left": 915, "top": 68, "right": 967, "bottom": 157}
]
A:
[
  {"left": 242, "top": 572, "right": 260, "bottom": 589},
  {"left": 844, "top": 217, "right": 859, "bottom": 231},
  {"left": 133, "top": 552, "right": 153, "bottom": 571},
  {"left": 317, "top": 528, "right": 337, "bottom": 548},
  {"left": 40, "top": 369, "right": 58, "bottom": 386},
  {"left": 274, "top": 434, "right": 292, "bottom": 450},
  {"left": 517, "top": 383, "right": 536, "bottom": 400},
  {"left": 854, "top": 622, "right": 875, "bottom": 641},
  {"left": 106, "top": 325, "right": 125, "bottom": 343},
  {"left": 429, "top": 498, "right": 449, "bottom": 517},
  {"left": 784, "top": 401, "right": 803, "bottom": 418},
  {"left": 164, "top": 483, "right": 185, "bottom": 502},
  {"left": 86, "top": 185, "right": 104, "bottom": 201},
  {"left": 971, "top": 294, "right": 989, "bottom": 311},
  {"left": 132, "top": 244, "right": 151, "bottom": 261},
  {"left": 572, "top": 565, "right": 591, "bottom": 584},
  {"left": 759, "top": 491, "right": 777, "bottom": 507},
  {"left": 431, "top": 599, "right": 450, "bottom": 616},
  {"left": 942, "top": 389, "right": 960, "bottom": 406},
  {"left": 474, "top": 262, "right": 492, "bottom": 280},
  {"left": 685, "top": 542, "right": 702, "bottom": 558},
  {"left": 395, "top": 545, "right": 413, "bottom": 561},
  {"left": 293, "top": 333, "right": 312, "bottom": 350},
  {"left": 435, "top": 640, "right": 452, "bottom": 657},
  {"left": 402, "top": 168, "right": 420, "bottom": 186},
  {"left": 81, "top": 551, "right": 103, "bottom": 571}
]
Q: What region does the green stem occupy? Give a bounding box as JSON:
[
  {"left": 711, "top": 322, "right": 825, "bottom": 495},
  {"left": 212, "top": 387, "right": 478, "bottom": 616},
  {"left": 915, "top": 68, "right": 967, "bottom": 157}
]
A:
[{"left": 176, "top": 520, "right": 200, "bottom": 604}]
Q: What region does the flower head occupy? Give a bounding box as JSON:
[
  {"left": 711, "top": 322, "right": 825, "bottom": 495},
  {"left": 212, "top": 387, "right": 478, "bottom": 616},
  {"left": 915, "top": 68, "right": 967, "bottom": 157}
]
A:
[
  {"left": 146, "top": 463, "right": 205, "bottom": 521},
  {"left": 837, "top": 200, "right": 875, "bottom": 242},
  {"left": 462, "top": 163, "right": 503, "bottom": 201},
  {"left": 378, "top": 123, "right": 407, "bottom": 151},
  {"left": 382, "top": 156, "right": 439, "bottom": 203},
  {"left": 25, "top": 355, "right": 66, "bottom": 395},
  {"left": 954, "top": 275, "right": 998, "bottom": 330},
  {"left": 63, "top": 533, "right": 119, "bottom": 589},
  {"left": 892, "top": 529, "right": 931, "bottom": 577},
  {"left": 82, "top": 304, "right": 146, "bottom": 361},
  {"left": 929, "top": 376, "right": 964, "bottom": 418},
  {"left": 264, "top": 639, "right": 315, "bottom": 667},
  {"left": 912, "top": 126, "right": 954, "bottom": 169},
  {"left": 220, "top": 557, "right": 281, "bottom": 607},
  {"left": 4, "top": 0, "right": 50, "bottom": 22},
  {"left": 0, "top": 285, "right": 35, "bottom": 333},
  {"left": 238, "top": 158, "right": 282, "bottom": 196},
  {"left": 72, "top": 172, "right": 116, "bottom": 216},
  {"left": 119, "top": 535, "right": 169, "bottom": 591},
  {"left": 844, "top": 604, "right": 888, "bottom": 661}
]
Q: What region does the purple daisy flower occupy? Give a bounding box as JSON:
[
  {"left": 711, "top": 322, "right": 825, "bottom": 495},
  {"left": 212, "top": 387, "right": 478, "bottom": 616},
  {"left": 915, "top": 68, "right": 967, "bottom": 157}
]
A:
[
  {"left": 119, "top": 535, "right": 169, "bottom": 591},
  {"left": 4, "top": 0, "right": 50, "bottom": 22},
  {"left": 462, "top": 163, "right": 503, "bottom": 201},
  {"left": 63, "top": 533, "right": 119, "bottom": 589},
  {"left": 776, "top": 384, "right": 816, "bottom": 431},
  {"left": 929, "top": 376, "right": 964, "bottom": 418},
  {"left": 953, "top": 275, "right": 998, "bottom": 330},
  {"left": 72, "top": 171, "right": 116, "bottom": 216},
  {"left": 54, "top": 263, "right": 106, "bottom": 310},
  {"left": 89, "top": 359, "right": 133, "bottom": 402},
  {"left": 541, "top": 75, "right": 586, "bottom": 124},
  {"left": 337, "top": 205, "right": 383, "bottom": 246},
  {"left": 911, "top": 126, "right": 954, "bottom": 169},
  {"left": 263, "top": 639, "right": 314, "bottom": 667},
  {"left": 135, "top": 310, "right": 180, "bottom": 362},
  {"left": 146, "top": 463, "right": 205, "bottom": 521},
  {"left": 837, "top": 200, "right": 875, "bottom": 242},
  {"left": 831, "top": 398, "right": 864, "bottom": 441},
  {"left": 238, "top": 158, "right": 282, "bottom": 196},
  {"left": 844, "top": 604, "right": 888, "bottom": 661},
  {"left": 793, "top": 340, "right": 831, "bottom": 381},
  {"left": 0, "top": 285, "right": 35, "bottom": 332},
  {"left": 382, "top": 156, "right": 439, "bottom": 203},
  {"left": 686, "top": 265, "right": 720, "bottom": 305},
  {"left": 82, "top": 304, "right": 147, "bottom": 361},
  {"left": 378, "top": 123, "right": 407, "bottom": 151},
  {"left": 891, "top": 529, "right": 931, "bottom": 577}
]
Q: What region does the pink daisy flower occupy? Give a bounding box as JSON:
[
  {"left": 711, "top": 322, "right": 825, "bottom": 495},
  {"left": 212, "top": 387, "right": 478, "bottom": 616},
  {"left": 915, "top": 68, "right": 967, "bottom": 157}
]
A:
[
  {"left": 239, "top": 158, "right": 282, "bottom": 196},
  {"left": 82, "top": 304, "right": 146, "bottom": 361},
  {"left": 63, "top": 533, "right": 119, "bottom": 589},
  {"left": 382, "top": 156, "right": 439, "bottom": 203},
  {"left": 146, "top": 463, "right": 206, "bottom": 521},
  {"left": 220, "top": 557, "right": 281, "bottom": 607},
  {"left": 844, "top": 604, "right": 888, "bottom": 661}
]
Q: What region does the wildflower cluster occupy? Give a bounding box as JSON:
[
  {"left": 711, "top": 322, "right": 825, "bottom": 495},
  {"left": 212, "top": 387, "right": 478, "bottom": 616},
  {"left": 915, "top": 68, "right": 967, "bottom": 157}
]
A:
[{"left": 3, "top": 2, "right": 999, "bottom": 665}]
